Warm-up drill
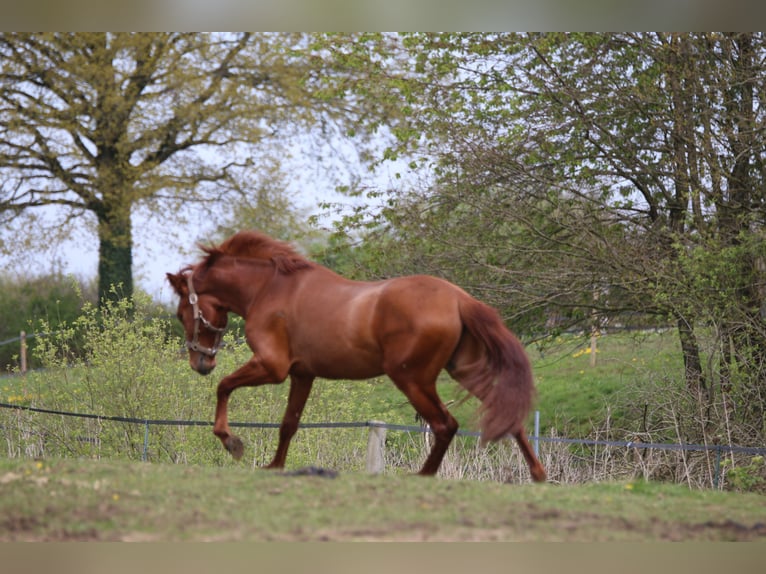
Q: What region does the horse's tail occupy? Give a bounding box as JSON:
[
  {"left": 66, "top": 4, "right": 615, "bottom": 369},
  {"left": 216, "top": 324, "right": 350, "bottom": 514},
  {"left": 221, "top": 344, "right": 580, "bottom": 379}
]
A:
[{"left": 455, "top": 296, "right": 535, "bottom": 444}]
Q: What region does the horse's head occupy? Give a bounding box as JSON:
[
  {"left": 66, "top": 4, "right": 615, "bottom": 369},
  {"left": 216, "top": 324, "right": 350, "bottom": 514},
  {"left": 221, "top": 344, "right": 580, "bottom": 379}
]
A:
[{"left": 166, "top": 269, "right": 228, "bottom": 375}]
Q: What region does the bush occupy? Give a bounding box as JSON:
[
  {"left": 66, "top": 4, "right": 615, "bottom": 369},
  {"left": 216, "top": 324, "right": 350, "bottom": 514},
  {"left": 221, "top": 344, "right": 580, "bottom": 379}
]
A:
[
  {"left": 723, "top": 456, "right": 765, "bottom": 493},
  {"left": 0, "top": 273, "right": 92, "bottom": 372},
  {"left": 15, "top": 292, "right": 213, "bottom": 462}
]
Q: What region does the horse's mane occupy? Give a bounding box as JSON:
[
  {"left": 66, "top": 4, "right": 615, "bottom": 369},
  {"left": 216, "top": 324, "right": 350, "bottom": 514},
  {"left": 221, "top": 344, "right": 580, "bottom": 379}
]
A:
[{"left": 200, "top": 231, "right": 311, "bottom": 274}]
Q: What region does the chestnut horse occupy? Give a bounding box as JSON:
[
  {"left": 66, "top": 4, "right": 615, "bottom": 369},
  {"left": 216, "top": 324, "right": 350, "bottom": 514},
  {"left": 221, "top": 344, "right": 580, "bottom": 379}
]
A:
[{"left": 167, "top": 231, "right": 546, "bottom": 482}]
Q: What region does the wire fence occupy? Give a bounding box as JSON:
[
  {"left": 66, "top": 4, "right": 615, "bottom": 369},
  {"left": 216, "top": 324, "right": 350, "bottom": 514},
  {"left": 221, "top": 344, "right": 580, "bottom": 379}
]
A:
[
  {"left": 1, "top": 327, "right": 81, "bottom": 349},
  {"left": 2, "top": 400, "right": 764, "bottom": 489}
]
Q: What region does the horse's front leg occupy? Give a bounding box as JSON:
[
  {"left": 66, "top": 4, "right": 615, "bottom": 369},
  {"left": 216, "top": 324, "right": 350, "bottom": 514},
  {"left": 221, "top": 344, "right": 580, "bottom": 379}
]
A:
[
  {"left": 266, "top": 374, "right": 315, "bottom": 469},
  {"left": 213, "top": 357, "right": 286, "bottom": 460}
]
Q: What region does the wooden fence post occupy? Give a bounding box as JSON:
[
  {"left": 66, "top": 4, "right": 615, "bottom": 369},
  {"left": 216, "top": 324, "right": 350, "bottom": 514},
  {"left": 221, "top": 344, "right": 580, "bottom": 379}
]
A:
[
  {"left": 366, "top": 421, "right": 387, "bottom": 474},
  {"left": 20, "top": 331, "right": 27, "bottom": 375},
  {"left": 534, "top": 410, "right": 540, "bottom": 457},
  {"left": 590, "top": 288, "right": 599, "bottom": 367}
]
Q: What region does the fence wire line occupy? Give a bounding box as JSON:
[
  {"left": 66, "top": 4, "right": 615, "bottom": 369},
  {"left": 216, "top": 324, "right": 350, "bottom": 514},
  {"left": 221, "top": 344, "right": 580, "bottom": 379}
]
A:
[
  {"left": 1, "top": 330, "right": 64, "bottom": 347},
  {"left": 2, "top": 401, "right": 765, "bottom": 456}
]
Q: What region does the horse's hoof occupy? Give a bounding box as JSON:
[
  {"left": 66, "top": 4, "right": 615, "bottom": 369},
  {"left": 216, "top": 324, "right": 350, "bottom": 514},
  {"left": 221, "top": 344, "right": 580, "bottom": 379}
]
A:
[
  {"left": 530, "top": 464, "right": 547, "bottom": 483},
  {"left": 531, "top": 469, "right": 547, "bottom": 483},
  {"left": 225, "top": 436, "right": 245, "bottom": 460}
]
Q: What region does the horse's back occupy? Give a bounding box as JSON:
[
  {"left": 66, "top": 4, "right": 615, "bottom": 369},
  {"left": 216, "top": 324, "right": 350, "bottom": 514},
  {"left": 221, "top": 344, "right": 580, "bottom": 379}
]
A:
[
  {"left": 376, "top": 274, "right": 465, "bottom": 318},
  {"left": 286, "top": 271, "right": 467, "bottom": 379}
]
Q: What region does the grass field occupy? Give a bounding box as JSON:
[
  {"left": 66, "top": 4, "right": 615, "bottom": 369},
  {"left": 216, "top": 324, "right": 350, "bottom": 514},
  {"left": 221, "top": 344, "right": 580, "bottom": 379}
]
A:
[
  {"left": 529, "top": 329, "right": 681, "bottom": 435},
  {"left": 3, "top": 328, "right": 765, "bottom": 542},
  {"left": 1, "top": 456, "right": 764, "bottom": 541}
]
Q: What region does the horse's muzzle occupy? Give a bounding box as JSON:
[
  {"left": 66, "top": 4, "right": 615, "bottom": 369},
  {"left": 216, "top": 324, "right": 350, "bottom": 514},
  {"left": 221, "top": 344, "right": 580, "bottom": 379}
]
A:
[{"left": 193, "top": 354, "right": 216, "bottom": 376}]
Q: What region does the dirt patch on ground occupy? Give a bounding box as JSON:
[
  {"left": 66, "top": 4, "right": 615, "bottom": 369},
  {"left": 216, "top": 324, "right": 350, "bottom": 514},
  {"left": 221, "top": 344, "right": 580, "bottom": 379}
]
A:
[
  {"left": 4, "top": 497, "right": 766, "bottom": 542},
  {"left": 307, "top": 516, "right": 766, "bottom": 542},
  {"left": 4, "top": 511, "right": 765, "bottom": 542},
  {"left": 678, "top": 519, "right": 766, "bottom": 541},
  {"left": 2, "top": 513, "right": 104, "bottom": 541}
]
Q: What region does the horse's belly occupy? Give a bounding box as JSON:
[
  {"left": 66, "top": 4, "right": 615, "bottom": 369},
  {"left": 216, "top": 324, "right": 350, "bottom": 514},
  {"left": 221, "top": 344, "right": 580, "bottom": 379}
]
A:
[
  {"left": 318, "top": 355, "right": 385, "bottom": 380},
  {"left": 293, "top": 346, "right": 384, "bottom": 380}
]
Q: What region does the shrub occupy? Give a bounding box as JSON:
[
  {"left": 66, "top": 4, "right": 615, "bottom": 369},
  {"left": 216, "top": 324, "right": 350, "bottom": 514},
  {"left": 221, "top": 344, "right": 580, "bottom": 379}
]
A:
[
  {"left": 0, "top": 273, "right": 91, "bottom": 372},
  {"left": 723, "top": 456, "right": 765, "bottom": 493}
]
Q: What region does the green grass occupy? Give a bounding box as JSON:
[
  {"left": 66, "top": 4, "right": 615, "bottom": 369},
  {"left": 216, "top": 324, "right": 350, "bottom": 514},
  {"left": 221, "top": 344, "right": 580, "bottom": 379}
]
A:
[
  {"left": 1, "top": 456, "right": 764, "bottom": 541},
  {"left": 528, "top": 329, "right": 681, "bottom": 436}
]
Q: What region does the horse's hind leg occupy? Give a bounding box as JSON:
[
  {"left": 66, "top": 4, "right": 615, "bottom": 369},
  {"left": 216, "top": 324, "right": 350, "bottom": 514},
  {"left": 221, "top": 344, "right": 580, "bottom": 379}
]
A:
[
  {"left": 391, "top": 377, "right": 458, "bottom": 475},
  {"left": 513, "top": 428, "right": 547, "bottom": 483},
  {"left": 447, "top": 341, "right": 547, "bottom": 483},
  {"left": 266, "top": 374, "right": 315, "bottom": 469}
]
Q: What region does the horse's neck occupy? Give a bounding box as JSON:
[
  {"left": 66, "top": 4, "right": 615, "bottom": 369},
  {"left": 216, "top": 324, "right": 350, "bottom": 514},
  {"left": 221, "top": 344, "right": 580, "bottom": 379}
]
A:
[{"left": 206, "top": 258, "right": 275, "bottom": 316}]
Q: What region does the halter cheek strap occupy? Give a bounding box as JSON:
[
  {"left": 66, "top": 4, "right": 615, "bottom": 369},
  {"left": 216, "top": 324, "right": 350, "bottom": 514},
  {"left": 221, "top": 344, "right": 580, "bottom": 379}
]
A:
[{"left": 185, "top": 272, "right": 226, "bottom": 357}]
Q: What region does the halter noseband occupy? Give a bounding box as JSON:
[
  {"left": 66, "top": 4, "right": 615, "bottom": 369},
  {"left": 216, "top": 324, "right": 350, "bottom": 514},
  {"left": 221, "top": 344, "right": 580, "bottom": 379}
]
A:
[{"left": 185, "top": 272, "right": 226, "bottom": 358}]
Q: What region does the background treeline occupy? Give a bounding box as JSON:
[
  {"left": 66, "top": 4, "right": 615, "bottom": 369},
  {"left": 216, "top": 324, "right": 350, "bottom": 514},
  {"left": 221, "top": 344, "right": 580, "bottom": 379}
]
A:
[{"left": 312, "top": 33, "right": 766, "bottom": 448}]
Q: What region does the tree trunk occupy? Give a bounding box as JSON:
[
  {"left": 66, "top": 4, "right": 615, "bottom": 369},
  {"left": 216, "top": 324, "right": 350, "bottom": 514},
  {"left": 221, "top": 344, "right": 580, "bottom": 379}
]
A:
[
  {"left": 97, "top": 203, "right": 133, "bottom": 305},
  {"left": 676, "top": 315, "right": 707, "bottom": 397},
  {"left": 715, "top": 35, "right": 766, "bottom": 432}
]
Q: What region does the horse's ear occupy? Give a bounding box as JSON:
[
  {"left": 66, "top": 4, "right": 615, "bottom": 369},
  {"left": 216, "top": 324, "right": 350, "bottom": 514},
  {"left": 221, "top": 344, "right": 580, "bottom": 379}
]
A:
[{"left": 166, "top": 272, "right": 187, "bottom": 296}]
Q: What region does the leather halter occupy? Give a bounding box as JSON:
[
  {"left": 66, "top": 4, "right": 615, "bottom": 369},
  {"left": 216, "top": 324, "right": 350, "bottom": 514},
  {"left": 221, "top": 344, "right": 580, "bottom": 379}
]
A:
[{"left": 185, "top": 272, "right": 226, "bottom": 357}]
